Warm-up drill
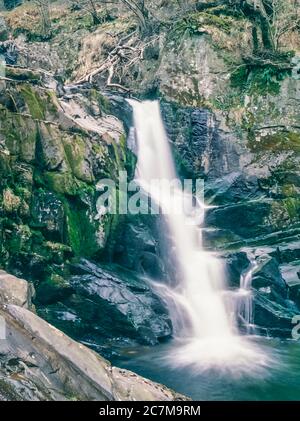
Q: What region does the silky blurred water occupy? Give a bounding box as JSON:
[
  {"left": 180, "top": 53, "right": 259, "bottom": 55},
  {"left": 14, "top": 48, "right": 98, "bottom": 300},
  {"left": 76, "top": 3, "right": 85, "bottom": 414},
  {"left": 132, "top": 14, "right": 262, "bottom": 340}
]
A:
[{"left": 111, "top": 337, "right": 300, "bottom": 401}]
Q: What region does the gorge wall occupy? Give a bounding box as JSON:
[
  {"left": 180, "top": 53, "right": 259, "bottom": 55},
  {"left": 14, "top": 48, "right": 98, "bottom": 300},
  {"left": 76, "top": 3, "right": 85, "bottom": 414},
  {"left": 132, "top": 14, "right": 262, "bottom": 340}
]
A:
[{"left": 0, "top": 0, "right": 299, "bottom": 382}]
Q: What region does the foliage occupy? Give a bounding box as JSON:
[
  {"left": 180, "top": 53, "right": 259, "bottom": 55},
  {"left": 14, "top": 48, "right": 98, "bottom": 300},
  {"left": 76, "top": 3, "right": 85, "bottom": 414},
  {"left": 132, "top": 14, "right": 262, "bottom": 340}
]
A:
[
  {"left": 71, "top": 0, "right": 113, "bottom": 25},
  {"left": 71, "top": 0, "right": 152, "bottom": 32},
  {"left": 171, "top": 11, "right": 233, "bottom": 39},
  {"left": 231, "top": 61, "right": 292, "bottom": 96}
]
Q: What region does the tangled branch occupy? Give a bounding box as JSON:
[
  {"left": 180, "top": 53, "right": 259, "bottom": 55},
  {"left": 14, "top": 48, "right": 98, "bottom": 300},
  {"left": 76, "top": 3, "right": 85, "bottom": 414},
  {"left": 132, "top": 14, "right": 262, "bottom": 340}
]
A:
[{"left": 74, "top": 30, "right": 160, "bottom": 91}]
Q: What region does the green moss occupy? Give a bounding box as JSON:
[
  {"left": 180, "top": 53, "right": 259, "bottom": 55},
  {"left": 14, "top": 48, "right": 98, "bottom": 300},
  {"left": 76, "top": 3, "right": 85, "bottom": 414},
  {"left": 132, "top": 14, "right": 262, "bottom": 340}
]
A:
[
  {"left": 249, "top": 131, "right": 300, "bottom": 153},
  {"left": 45, "top": 90, "right": 60, "bottom": 116},
  {"left": 20, "top": 85, "right": 46, "bottom": 119},
  {"left": 268, "top": 198, "right": 300, "bottom": 229},
  {"left": 231, "top": 65, "right": 291, "bottom": 96},
  {"left": 281, "top": 184, "right": 297, "bottom": 198},
  {"left": 7, "top": 224, "right": 32, "bottom": 254},
  {"left": 63, "top": 135, "right": 93, "bottom": 183},
  {"left": 284, "top": 198, "right": 300, "bottom": 220},
  {"left": 89, "top": 90, "right": 111, "bottom": 114},
  {"left": 198, "top": 12, "right": 232, "bottom": 32},
  {"left": 63, "top": 197, "right": 99, "bottom": 257},
  {"left": 43, "top": 172, "right": 81, "bottom": 196},
  {"left": 50, "top": 8, "right": 96, "bottom": 36},
  {"left": 0, "top": 151, "right": 11, "bottom": 176},
  {"left": 5, "top": 67, "right": 40, "bottom": 82},
  {"left": 111, "top": 139, "right": 125, "bottom": 171},
  {"left": 231, "top": 66, "right": 249, "bottom": 90},
  {"left": 171, "top": 11, "right": 233, "bottom": 39}
]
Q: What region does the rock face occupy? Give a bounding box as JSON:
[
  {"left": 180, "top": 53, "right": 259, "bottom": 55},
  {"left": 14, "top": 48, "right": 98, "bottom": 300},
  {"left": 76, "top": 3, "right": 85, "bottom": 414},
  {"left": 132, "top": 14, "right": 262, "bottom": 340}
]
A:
[
  {"left": 0, "top": 273, "right": 186, "bottom": 401},
  {"left": 0, "top": 270, "right": 35, "bottom": 309},
  {"left": 0, "top": 66, "right": 135, "bottom": 293},
  {"left": 37, "top": 259, "right": 172, "bottom": 357}
]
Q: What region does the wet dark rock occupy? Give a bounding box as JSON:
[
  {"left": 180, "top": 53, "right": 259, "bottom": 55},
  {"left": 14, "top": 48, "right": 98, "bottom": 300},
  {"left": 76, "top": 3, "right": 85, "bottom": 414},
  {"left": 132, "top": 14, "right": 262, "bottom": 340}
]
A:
[
  {"left": 280, "top": 261, "right": 300, "bottom": 308},
  {"left": 3, "top": 0, "right": 23, "bottom": 11},
  {"left": 252, "top": 255, "right": 288, "bottom": 299},
  {"left": 0, "top": 39, "right": 18, "bottom": 65},
  {"left": 202, "top": 228, "right": 242, "bottom": 249},
  {"left": 274, "top": 241, "right": 300, "bottom": 264},
  {"left": 225, "top": 252, "right": 250, "bottom": 287},
  {"left": 36, "top": 273, "right": 73, "bottom": 305},
  {"left": 204, "top": 172, "right": 262, "bottom": 206},
  {"left": 39, "top": 259, "right": 172, "bottom": 352},
  {"left": 205, "top": 200, "right": 272, "bottom": 239},
  {"left": 106, "top": 94, "right": 133, "bottom": 132},
  {"left": 253, "top": 291, "right": 298, "bottom": 338},
  {"left": 113, "top": 220, "right": 164, "bottom": 279},
  {"left": 70, "top": 259, "right": 172, "bottom": 344}
]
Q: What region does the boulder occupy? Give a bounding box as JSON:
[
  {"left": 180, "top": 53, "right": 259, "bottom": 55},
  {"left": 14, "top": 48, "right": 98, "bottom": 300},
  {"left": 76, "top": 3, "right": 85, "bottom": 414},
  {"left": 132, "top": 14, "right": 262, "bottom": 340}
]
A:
[
  {"left": 252, "top": 255, "right": 288, "bottom": 299},
  {"left": 205, "top": 200, "right": 273, "bottom": 239},
  {"left": 253, "top": 291, "right": 299, "bottom": 338},
  {"left": 204, "top": 172, "right": 261, "bottom": 206},
  {"left": 0, "top": 270, "right": 35, "bottom": 309},
  {"left": 0, "top": 304, "right": 187, "bottom": 401},
  {"left": 280, "top": 262, "right": 300, "bottom": 308}
]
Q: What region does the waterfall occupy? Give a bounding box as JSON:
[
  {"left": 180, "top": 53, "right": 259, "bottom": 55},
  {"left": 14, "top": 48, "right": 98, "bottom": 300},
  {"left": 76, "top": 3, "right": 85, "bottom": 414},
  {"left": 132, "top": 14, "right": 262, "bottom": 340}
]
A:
[
  {"left": 128, "top": 99, "right": 269, "bottom": 372},
  {"left": 237, "top": 255, "right": 258, "bottom": 334}
]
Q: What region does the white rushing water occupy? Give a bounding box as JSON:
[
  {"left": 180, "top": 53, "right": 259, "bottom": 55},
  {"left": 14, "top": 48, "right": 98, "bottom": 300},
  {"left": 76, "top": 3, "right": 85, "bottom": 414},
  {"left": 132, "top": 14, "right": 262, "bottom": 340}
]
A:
[
  {"left": 237, "top": 254, "right": 258, "bottom": 334},
  {"left": 129, "top": 99, "right": 271, "bottom": 373}
]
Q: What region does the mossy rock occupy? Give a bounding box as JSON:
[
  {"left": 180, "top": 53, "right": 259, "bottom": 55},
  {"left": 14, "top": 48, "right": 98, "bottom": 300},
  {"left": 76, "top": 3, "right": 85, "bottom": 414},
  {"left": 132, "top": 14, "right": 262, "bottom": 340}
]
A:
[
  {"left": 63, "top": 135, "right": 94, "bottom": 183},
  {"left": 43, "top": 171, "right": 81, "bottom": 196},
  {"left": 0, "top": 151, "right": 11, "bottom": 176},
  {"left": 89, "top": 90, "right": 111, "bottom": 114},
  {"left": 36, "top": 123, "right": 67, "bottom": 170},
  {"left": 267, "top": 198, "right": 300, "bottom": 229},
  {"left": 36, "top": 273, "right": 73, "bottom": 305},
  {"left": 63, "top": 196, "right": 101, "bottom": 257},
  {"left": 5, "top": 67, "right": 41, "bottom": 83},
  {"left": 6, "top": 224, "right": 32, "bottom": 255},
  {"left": 231, "top": 65, "right": 291, "bottom": 97},
  {"left": 19, "top": 85, "right": 46, "bottom": 119},
  {"left": 250, "top": 131, "right": 300, "bottom": 153}
]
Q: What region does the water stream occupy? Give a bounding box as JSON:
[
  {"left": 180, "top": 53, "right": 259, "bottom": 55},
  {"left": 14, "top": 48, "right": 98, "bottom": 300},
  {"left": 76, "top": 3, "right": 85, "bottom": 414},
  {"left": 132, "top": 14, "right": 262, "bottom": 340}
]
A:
[
  {"left": 237, "top": 255, "right": 258, "bottom": 334},
  {"left": 128, "top": 99, "right": 270, "bottom": 373}
]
